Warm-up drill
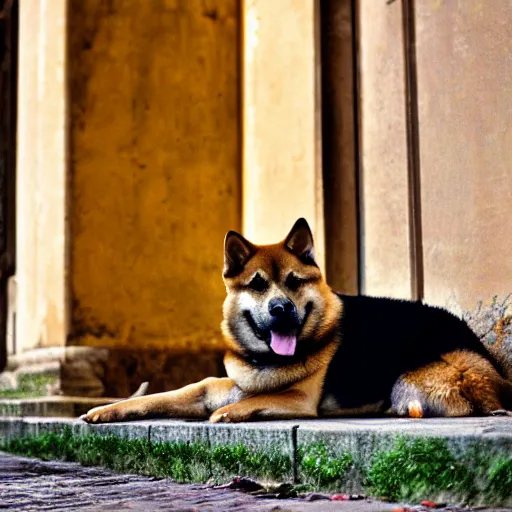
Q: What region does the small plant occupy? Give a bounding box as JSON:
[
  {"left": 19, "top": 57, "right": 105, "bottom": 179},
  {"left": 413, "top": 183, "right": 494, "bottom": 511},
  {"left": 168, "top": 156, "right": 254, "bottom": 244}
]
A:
[
  {"left": 211, "top": 443, "right": 291, "bottom": 480},
  {"left": 366, "top": 437, "right": 475, "bottom": 502},
  {"left": 485, "top": 458, "right": 512, "bottom": 504},
  {"left": 298, "top": 443, "right": 353, "bottom": 488}
]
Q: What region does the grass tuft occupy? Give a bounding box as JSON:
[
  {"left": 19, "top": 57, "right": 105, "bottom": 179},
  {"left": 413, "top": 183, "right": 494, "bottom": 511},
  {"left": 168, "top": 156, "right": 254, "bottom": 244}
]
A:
[
  {"left": 366, "top": 437, "right": 476, "bottom": 503},
  {"left": 211, "top": 443, "right": 291, "bottom": 480},
  {"left": 298, "top": 443, "right": 353, "bottom": 489},
  {"left": 485, "top": 458, "right": 512, "bottom": 504}
]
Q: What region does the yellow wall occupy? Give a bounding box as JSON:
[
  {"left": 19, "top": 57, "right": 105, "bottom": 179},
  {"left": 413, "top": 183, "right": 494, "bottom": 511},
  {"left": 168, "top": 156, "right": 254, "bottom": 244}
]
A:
[{"left": 68, "top": 0, "right": 240, "bottom": 352}]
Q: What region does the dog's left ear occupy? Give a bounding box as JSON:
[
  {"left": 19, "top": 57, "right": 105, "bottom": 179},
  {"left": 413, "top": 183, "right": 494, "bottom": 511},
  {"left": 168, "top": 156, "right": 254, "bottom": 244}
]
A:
[
  {"left": 284, "top": 218, "right": 316, "bottom": 265},
  {"left": 223, "top": 231, "right": 256, "bottom": 278}
]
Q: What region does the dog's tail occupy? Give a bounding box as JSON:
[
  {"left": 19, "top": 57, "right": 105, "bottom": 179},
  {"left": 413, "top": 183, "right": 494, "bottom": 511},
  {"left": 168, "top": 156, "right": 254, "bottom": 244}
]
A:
[{"left": 129, "top": 381, "right": 149, "bottom": 399}]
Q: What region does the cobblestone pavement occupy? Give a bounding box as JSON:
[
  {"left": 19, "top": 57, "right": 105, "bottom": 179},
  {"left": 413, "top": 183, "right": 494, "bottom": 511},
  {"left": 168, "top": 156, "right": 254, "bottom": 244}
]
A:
[{"left": 1, "top": 452, "right": 511, "bottom": 512}]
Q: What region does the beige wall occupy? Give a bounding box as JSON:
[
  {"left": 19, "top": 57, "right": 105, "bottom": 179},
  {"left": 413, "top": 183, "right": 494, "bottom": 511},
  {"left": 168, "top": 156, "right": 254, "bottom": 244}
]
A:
[
  {"left": 416, "top": 0, "right": 512, "bottom": 310},
  {"left": 242, "top": 0, "right": 325, "bottom": 268},
  {"left": 356, "top": 0, "right": 512, "bottom": 310},
  {"left": 16, "top": 0, "right": 69, "bottom": 351}
]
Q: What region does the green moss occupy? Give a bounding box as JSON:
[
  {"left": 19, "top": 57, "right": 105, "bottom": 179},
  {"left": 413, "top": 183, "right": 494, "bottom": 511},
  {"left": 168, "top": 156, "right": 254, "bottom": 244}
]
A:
[
  {"left": 0, "top": 372, "right": 57, "bottom": 399},
  {"left": 0, "top": 402, "right": 21, "bottom": 416},
  {"left": 298, "top": 443, "right": 353, "bottom": 489},
  {"left": 0, "top": 428, "right": 290, "bottom": 484},
  {"left": 1, "top": 428, "right": 214, "bottom": 483},
  {"left": 366, "top": 437, "right": 476, "bottom": 502},
  {"left": 486, "top": 458, "right": 512, "bottom": 504},
  {"left": 0, "top": 390, "right": 40, "bottom": 399},
  {"left": 211, "top": 443, "right": 291, "bottom": 480}
]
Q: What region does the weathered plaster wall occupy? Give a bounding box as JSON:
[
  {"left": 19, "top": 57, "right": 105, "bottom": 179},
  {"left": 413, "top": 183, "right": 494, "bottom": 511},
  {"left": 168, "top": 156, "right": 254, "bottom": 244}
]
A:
[
  {"left": 68, "top": 0, "right": 240, "bottom": 352},
  {"left": 16, "top": 0, "right": 68, "bottom": 351},
  {"left": 415, "top": 0, "right": 512, "bottom": 310}
]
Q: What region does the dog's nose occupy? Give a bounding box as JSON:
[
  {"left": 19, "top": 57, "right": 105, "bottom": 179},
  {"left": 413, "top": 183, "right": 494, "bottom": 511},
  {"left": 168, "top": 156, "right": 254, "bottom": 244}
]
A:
[{"left": 268, "top": 297, "right": 295, "bottom": 318}]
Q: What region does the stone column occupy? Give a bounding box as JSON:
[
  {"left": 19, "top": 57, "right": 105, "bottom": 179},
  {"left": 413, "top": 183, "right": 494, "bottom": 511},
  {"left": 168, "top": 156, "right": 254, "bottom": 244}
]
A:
[{"left": 7, "top": 0, "right": 73, "bottom": 396}]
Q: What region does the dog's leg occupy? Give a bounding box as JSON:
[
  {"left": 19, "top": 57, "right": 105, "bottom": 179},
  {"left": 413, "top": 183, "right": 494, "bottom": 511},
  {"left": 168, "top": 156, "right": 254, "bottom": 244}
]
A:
[
  {"left": 82, "top": 377, "right": 242, "bottom": 423},
  {"left": 209, "top": 368, "right": 327, "bottom": 423},
  {"left": 209, "top": 387, "right": 319, "bottom": 423},
  {"left": 391, "top": 350, "right": 511, "bottom": 418}
]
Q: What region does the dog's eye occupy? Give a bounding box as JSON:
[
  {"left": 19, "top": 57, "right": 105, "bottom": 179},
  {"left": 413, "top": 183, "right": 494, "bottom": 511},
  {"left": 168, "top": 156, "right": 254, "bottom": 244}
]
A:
[
  {"left": 248, "top": 273, "right": 268, "bottom": 292},
  {"left": 285, "top": 273, "right": 305, "bottom": 291}
]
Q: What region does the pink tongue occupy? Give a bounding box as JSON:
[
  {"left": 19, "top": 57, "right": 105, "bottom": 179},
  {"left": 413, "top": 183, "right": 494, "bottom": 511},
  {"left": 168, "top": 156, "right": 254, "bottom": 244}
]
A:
[{"left": 270, "top": 331, "right": 297, "bottom": 356}]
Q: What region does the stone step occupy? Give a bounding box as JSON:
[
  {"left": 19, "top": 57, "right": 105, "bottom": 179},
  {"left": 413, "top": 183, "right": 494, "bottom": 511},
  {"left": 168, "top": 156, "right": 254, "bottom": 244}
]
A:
[
  {"left": 0, "top": 397, "right": 117, "bottom": 418},
  {"left": 1, "top": 416, "right": 512, "bottom": 506}
]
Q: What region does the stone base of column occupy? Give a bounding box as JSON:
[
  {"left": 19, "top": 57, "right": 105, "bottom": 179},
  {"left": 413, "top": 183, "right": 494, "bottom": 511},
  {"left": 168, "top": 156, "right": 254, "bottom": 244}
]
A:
[{"left": 2, "top": 346, "right": 225, "bottom": 399}]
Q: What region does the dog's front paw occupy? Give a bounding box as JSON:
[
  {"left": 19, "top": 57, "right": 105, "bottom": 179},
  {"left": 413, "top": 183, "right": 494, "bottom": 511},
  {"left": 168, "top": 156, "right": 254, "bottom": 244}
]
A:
[
  {"left": 81, "top": 405, "right": 121, "bottom": 424},
  {"left": 209, "top": 404, "right": 251, "bottom": 423}
]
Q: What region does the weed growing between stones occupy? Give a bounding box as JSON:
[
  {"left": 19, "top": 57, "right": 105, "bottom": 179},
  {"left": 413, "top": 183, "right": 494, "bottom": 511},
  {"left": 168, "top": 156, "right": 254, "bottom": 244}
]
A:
[{"left": 1, "top": 427, "right": 212, "bottom": 483}]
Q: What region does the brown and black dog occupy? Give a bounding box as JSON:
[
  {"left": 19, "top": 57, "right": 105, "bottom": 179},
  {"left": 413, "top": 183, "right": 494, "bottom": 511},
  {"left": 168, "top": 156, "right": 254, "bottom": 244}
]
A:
[{"left": 83, "top": 218, "right": 512, "bottom": 424}]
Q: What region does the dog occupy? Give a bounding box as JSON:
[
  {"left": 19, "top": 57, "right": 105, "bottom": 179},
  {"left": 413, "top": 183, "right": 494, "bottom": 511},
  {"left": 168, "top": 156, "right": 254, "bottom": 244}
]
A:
[{"left": 83, "top": 218, "right": 512, "bottom": 424}]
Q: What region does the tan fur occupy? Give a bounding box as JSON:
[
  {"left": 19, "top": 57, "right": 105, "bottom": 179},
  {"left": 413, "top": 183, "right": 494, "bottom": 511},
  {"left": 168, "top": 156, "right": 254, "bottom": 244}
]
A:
[{"left": 391, "top": 350, "right": 508, "bottom": 417}]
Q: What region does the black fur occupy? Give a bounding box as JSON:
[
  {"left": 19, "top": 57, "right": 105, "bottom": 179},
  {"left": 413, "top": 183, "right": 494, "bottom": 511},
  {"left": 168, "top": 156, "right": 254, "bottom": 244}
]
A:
[{"left": 322, "top": 294, "right": 503, "bottom": 409}]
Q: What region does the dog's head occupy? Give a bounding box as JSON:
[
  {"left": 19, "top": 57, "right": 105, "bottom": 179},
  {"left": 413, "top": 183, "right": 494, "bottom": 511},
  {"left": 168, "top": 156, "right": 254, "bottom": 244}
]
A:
[{"left": 221, "top": 218, "right": 341, "bottom": 360}]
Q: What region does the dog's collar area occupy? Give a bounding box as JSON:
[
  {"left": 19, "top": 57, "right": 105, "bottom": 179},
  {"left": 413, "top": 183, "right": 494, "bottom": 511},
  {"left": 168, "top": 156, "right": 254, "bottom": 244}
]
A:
[{"left": 245, "top": 352, "right": 308, "bottom": 368}]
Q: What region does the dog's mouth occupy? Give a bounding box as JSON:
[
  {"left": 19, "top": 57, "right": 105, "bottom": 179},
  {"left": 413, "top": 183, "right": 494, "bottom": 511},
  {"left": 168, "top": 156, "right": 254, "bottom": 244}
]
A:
[{"left": 243, "top": 302, "right": 313, "bottom": 357}]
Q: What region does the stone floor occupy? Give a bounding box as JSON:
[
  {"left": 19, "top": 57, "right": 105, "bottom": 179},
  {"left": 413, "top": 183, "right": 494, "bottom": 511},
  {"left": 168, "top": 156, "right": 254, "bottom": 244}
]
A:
[{"left": 1, "top": 452, "right": 511, "bottom": 512}]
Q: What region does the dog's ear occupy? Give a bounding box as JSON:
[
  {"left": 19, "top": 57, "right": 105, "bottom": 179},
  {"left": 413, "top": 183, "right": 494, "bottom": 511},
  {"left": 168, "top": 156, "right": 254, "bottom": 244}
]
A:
[
  {"left": 284, "top": 218, "right": 316, "bottom": 265},
  {"left": 223, "top": 231, "right": 256, "bottom": 278}
]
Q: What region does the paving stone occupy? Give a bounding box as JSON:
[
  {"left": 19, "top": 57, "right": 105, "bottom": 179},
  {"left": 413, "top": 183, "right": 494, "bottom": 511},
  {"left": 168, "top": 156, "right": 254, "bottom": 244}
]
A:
[{"left": 0, "top": 397, "right": 117, "bottom": 418}]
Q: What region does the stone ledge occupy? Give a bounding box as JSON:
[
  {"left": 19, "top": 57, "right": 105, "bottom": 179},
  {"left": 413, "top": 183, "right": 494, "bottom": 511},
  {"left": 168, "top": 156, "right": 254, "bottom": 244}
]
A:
[
  {"left": 1, "top": 415, "right": 511, "bottom": 446},
  {"left": 0, "top": 397, "right": 117, "bottom": 418},
  {"left": 1, "top": 416, "right": 512, "bottom": 505}
]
